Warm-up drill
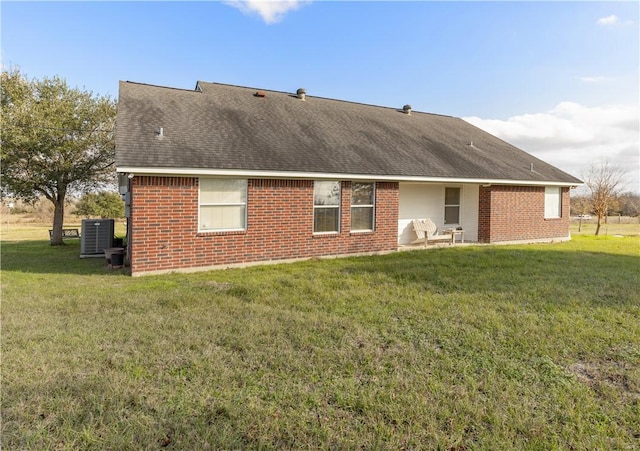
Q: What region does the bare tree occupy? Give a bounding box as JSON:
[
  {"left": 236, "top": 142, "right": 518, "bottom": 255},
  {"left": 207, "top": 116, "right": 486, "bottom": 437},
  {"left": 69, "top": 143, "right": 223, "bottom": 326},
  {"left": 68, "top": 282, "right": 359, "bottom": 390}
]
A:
[{"left": 582, "top": 161, "right": 627, "bottom": 235}]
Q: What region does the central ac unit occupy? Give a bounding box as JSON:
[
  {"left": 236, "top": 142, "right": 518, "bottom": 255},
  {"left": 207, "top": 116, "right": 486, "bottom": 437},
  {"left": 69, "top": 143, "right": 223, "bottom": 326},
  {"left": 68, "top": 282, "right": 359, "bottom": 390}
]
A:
[{"left": 80, "top": 219, "right": 114, "bottom": 258}]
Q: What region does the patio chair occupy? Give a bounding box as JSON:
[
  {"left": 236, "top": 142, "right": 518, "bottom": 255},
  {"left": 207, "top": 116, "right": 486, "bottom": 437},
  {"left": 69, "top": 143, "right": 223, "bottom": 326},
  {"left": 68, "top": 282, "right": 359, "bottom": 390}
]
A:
[{"left": 411, "top": 218, "right": 454, "bottom": 246}]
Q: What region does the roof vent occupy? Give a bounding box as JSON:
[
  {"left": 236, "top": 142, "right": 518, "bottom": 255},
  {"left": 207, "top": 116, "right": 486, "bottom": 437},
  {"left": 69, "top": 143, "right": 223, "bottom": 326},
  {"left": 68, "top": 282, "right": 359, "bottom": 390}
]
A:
[
  {"left": 296, "top": 88, "right": 306, "bottom": 101},
  {"left": 402, "top": 104, "right": 412, "bottom": 115},
  {"left": 254, "top": 91, "right": 266, "bottom": 98}
]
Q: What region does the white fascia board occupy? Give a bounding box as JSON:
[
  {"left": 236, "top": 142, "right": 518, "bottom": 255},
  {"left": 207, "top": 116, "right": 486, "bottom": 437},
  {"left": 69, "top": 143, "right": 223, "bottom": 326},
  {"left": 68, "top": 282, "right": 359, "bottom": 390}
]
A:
[{"left": 116, "top": 166, "right": 578, "bottom": 187}]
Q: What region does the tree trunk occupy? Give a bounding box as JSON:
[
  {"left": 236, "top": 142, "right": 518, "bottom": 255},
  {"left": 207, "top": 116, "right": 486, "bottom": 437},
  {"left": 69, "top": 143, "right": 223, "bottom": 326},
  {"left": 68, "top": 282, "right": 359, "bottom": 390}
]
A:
[
  {"left": 49, "top": 195, "right": 66, "bottom": 246},
  {"left": 595, "top": 215, "right": 602, "bottom": 236}
]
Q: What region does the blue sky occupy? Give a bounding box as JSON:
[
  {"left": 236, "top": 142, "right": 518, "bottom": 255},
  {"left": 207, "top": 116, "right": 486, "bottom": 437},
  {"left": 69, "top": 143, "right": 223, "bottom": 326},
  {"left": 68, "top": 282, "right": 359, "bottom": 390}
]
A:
[{"left": 2, "top": 1, "right": 639, "bottom": 192}]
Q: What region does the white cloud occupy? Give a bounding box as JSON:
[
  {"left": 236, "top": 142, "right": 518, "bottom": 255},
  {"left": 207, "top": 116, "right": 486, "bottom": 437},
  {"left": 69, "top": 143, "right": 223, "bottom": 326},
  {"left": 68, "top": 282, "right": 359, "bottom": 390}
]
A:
[
  {"left": 224, "top": 0, "right": 311, "bottom": 24},
  {"left": 580, "top": 76, "right": 613, "bottom": 84},
  {"left": 597, "top": 14, "right": 620, "bottom": 26},
  {"left": 464, "top": 102, "right": 640, "bottom": 192},
  {"left": 597, "top": 14, "right": 634, "bottom": 26}
]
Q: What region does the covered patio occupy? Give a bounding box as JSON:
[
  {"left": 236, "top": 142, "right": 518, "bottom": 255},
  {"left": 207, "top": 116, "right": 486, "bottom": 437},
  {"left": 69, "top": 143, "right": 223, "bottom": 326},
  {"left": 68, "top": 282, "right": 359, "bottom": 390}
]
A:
[{"left": 397, "top": 182, "right": 480, "bottom": 246}]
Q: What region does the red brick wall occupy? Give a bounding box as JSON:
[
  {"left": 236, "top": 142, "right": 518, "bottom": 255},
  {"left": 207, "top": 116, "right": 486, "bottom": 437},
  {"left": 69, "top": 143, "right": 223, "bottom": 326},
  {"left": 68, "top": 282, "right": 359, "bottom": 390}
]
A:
[
  {"left": 478, "top": 185, "right": 570, "bottom": 243},
  {"left": 130, "top": 177, "right": 399, "bottom": 274}
]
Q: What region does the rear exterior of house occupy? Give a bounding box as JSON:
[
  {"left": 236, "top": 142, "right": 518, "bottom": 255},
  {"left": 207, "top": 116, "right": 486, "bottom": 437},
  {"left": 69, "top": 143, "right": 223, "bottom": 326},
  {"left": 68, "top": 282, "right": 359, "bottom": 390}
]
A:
[{"left": 116, "top": 81, "right": 580, "bottom": 276}]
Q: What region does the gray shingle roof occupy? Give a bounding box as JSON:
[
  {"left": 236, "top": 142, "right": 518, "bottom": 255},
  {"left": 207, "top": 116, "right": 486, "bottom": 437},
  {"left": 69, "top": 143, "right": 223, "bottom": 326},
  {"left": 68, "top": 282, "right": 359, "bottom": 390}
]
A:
[{"left": 115, "top": 80, "right": 582, "bottom": 184}]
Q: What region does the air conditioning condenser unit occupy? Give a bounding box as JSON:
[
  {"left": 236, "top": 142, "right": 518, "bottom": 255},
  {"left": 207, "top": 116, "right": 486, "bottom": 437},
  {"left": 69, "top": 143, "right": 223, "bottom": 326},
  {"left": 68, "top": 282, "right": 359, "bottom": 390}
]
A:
[{"left": 80, "top": 219, "right": 114, "bottom": 258}]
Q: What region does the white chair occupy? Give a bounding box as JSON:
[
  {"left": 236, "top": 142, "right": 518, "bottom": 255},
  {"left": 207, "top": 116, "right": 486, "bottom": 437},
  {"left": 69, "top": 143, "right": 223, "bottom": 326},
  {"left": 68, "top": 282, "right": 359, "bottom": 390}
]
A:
[{"left": 411, "top": 218, "right": 454, "bottom": 246}]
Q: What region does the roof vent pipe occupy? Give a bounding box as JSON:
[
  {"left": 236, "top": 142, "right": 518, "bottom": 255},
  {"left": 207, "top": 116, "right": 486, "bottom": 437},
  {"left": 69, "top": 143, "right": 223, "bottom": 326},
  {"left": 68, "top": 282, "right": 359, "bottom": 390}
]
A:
[
  {"left": 403, "top": 104, "right": 412, "bottom": 115},
  {"left": 296, "top": 88, "right": 306, "bottom": 101}
]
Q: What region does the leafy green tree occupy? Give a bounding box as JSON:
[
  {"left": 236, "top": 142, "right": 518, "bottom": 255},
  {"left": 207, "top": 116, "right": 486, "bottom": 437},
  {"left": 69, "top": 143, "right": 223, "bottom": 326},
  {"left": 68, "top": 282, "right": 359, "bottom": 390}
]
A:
[
  {"left": 1, "top": 68, "right": 116, "bottom": 245},
  {"left": 74, "top": 192, "right": 124, "bottom": 219}
]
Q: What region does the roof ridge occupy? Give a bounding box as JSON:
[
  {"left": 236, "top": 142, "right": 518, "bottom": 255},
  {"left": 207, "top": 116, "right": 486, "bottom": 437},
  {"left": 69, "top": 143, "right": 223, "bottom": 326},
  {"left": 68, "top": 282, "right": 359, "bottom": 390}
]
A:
[
  {"left": 195, "top": 80, "right": 455, "bottom": 119},
  {"left": 121, "top": 80, "right": 198, "bottom": 93}
]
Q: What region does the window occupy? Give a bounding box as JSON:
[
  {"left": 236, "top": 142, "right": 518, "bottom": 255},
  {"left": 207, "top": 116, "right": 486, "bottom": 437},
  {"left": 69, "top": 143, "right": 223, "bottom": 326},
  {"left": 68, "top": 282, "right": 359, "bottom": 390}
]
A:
[
  {"left": 544, "top": 186, "right": 562, "bottom": 218},
  {"left": 351, "top": 182, "right": 375, "bottom": 231},
  {"left": 314, "top": 181, "right": 340, "bottom": 233},
  {"left": 444, "top": 187, "right": 461, "bottom": 225},
  {"left": 199, "top": 178, "right": 247, "bottom": 231}
]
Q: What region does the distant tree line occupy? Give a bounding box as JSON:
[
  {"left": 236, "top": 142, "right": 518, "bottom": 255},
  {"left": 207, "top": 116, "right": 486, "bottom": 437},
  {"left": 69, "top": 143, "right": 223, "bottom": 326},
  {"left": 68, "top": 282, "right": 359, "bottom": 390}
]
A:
[
  {"left": 3, "top": 192, "right": 125, "bottom": 222},
  {"left": 571, "top": 191, "right": 640, "bottom": 217}
]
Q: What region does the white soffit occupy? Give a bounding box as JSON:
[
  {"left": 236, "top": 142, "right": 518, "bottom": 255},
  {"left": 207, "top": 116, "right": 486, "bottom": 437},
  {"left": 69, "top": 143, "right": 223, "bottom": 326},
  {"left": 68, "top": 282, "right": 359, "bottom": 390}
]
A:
[{"left": 116, "top": 167, "right": 577, "bottom": 187}]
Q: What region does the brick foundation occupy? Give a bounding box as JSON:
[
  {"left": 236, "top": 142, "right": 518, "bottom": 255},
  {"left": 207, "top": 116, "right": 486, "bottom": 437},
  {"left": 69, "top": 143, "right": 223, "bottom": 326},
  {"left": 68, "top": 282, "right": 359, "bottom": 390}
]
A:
[{"left": 130, "top": 177, "right": 399, "bottom": 275}]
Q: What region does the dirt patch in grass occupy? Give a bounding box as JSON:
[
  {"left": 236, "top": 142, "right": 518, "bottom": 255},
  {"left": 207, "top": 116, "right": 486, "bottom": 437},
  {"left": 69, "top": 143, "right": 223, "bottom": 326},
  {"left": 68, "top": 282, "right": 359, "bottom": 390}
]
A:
[
  {"left": 568, "top": 360, "right": 639, "bottom": 398},
  {"left": 203, "top": 281, "right": 234, "bottom": 290},
  {"left": 568, "top": 357, "right": 640, "bottom": 442}
]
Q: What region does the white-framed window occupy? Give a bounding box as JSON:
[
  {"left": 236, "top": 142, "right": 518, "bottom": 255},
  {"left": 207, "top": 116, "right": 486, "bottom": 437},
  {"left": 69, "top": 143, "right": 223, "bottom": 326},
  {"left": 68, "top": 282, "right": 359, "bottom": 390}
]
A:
[
  {"left": 314, "top": 181, "right": 341, "bottom": 233},
  {"left": 199, "top": 178, "right": 247, "bottom": 231},
  {"left": 544, "top": 186, "right": 562, "bottom": 218},
  {"left": 351, "top": 182, "right": 375, "bottom": 231},
  {"left": 444, "top": 187, "right": 461, "bottom": 225}
]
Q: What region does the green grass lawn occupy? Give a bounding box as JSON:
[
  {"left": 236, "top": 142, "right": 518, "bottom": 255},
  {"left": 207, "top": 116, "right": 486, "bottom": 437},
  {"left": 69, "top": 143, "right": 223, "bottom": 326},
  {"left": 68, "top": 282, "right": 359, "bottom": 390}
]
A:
[
  {"left": 2, "top": 234, "right": 639, "bottom": 449},
  {"left": 570, "top": 219, "right": 640, "bottom": 237}
]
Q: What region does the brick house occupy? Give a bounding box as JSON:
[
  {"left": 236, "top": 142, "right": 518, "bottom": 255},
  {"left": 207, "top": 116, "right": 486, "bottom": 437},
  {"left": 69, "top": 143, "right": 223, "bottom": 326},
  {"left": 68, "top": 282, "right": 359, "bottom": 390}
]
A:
[{"left": 116, "top": 81, "right": 582, "bottom": 276}]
